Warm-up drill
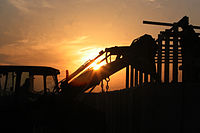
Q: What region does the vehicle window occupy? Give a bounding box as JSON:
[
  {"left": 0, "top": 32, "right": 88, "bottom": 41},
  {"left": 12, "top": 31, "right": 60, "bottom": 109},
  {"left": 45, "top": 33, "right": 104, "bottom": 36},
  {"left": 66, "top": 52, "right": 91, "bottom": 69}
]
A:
[
  {"left": 20, "top": 72, "right": 33, "bottom": 93},
  {"left": 20, "top": 72, "right": 30, "bottom": 87},
  {"left": 33, "top": 75, "right": 44, "bottom": 93},
  {"left": 0, "top": 72, "right": 16, "bottom": 95},
  {"left": 46, "top": 75, "right": 55, "bottom": 92},
  {"left": 6, "top": 72, "right": 16, "bottom": 92},
  {"left": 0, "top": 74, "right": 6, "bottom": 90}
]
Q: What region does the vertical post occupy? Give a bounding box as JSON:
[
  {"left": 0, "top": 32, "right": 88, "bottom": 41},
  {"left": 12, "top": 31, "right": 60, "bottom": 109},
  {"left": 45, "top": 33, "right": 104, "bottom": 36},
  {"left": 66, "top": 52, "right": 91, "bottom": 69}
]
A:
[
  {"left": 11, "top": 72, "right": 14, "bottom": 91},
  {"left": 43, "top": 75, "right": 47, "bottom": 95},
  {"left": 139, "top": 71, "right": 143, "bottom": 86},
  {"left": 157, "top": 34, "right": 162, "bottom": 83},
  {"left": 173, "top": 27, "right": 178, "bottom": 82},
  {"left": 135, "top": 68, "right": 138, "bottom": 87},
  {"left": 165, "top": 30, "right": 170, "bottom": 83},
  {"left": 149, "top": 74, "right": 153, "bottom": 83},
  {"left": 150, "top": 74, "right": 152, "bottom": 83},
  {"left": 66, "top": 70, "right": 69, "bottom": 82},
  {"left": 4, "top": 73, "right": 8, "bottom": 91},
  {"left": 101, "top": 80, "right": 104, "bottom": 92},
  {"left": 15, "top": 72, "right": 21, "bottom": 96},
  {"left": 130, "top": 65, "right": 134, "bottom": 87},
  {"left": 144, "top": 74, "right": 148, "bottom": 84},
  {"left": 126, "top": 66, "right": 129, "bottom": 88}
]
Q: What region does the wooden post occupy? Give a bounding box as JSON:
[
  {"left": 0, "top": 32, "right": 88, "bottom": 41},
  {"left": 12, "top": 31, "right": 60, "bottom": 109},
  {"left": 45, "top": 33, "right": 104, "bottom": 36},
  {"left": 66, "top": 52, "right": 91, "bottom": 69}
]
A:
[
  {"left": 130, "top": 65, "right": 134, "bottom": 87},
  {"left": 126, "top": 66, "right": 129, "bottom": 88},
  {"left": 164, "top": 30, "right": 170, "bottom": 83},
  {"left": 144, "top": 73, "right": 148, "bottom": 84},
  {"left": 139, "top": 71, "right": 143, "bottom": 86},
  {"left": 173, "top": 27, "right": 178, "bottom": 82},
  {"left": 157, "top": 34, "right": 162, "bottom": 83},
  {"left": 135, "top": 68, "right": 138, "bottom": 87}
]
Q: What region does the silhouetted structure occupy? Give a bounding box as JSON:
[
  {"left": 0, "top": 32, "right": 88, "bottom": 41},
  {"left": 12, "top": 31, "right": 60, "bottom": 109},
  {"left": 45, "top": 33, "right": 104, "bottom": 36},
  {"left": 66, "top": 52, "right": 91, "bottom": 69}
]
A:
[
  {"left": 1, "top": 16, "right": 200, "bottom": 133},
  {"left": 124, "top": 16, "right": 200, "bottom": 88}
]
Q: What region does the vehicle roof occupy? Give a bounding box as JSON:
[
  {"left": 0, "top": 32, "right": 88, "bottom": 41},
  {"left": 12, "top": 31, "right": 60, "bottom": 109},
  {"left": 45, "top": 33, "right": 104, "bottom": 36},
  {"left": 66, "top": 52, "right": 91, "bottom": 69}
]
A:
[{"left": 0, "top": 65, "right": 60, "bottom": 75}]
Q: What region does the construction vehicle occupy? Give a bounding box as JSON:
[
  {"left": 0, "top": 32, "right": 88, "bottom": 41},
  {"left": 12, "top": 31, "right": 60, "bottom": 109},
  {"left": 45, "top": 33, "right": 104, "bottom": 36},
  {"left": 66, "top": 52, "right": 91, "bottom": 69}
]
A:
[{"left": 0, "top": 66, "right": 106, "bottom": 133}]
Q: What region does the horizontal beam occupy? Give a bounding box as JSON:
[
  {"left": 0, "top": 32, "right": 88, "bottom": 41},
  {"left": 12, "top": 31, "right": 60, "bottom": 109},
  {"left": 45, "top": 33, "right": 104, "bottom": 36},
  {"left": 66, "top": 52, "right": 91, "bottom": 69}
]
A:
[
  {"left": 159, "top": 31, "right": 200, "bottom": 36},
  {"left": 143, "top": 20, "right": 200, "bottom": 29},
  {"left": 143, "top": 21, "right": 173, "bottom": 27}
]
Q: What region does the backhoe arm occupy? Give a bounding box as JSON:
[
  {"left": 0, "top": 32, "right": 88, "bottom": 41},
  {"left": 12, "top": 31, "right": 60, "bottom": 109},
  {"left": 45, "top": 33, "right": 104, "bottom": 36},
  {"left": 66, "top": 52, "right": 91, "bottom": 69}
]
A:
[{"left": 60, "top": 34, "right": 157, "bottom": 97}]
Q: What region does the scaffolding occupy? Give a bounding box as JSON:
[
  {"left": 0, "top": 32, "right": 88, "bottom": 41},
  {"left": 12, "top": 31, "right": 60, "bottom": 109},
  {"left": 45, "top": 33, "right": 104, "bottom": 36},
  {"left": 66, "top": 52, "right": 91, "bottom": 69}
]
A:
[{"left": 126, "top": 16, "right": 200, "bottom": 88}]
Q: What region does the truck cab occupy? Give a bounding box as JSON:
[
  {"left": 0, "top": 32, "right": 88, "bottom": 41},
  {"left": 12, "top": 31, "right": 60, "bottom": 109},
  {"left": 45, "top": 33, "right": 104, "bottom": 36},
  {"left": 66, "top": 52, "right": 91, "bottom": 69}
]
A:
[
  {"left": 0, "top": 66, "right": 60, "bottom": 132},
  {"left": 0, "top": 66, "right": 60, "bottom": 98}
]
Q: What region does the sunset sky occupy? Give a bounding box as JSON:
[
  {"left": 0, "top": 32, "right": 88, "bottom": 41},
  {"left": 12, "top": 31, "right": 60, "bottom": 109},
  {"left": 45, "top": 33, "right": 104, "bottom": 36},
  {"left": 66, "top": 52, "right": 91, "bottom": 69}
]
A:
[{"left": 0, "top": 0, "right": 200, "bottom": 90}]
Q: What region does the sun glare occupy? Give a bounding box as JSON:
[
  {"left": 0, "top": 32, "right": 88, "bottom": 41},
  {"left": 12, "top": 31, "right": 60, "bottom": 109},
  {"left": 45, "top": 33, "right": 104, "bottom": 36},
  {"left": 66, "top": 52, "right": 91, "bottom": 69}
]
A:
[
  {"left": 93, "top": 64, "right": 102, "bottom": 70},
  {"left": 81, "top": 48, "right": 103, "bottom": 63},
  {"left": 80, "top": 48, "right": 106, "bottom": 70},
  {"left": 87, "top": 61, "right": 106, "bottom": 70},
  {"left": 92, "top": 62, "right": 107, "bottom": 70}
]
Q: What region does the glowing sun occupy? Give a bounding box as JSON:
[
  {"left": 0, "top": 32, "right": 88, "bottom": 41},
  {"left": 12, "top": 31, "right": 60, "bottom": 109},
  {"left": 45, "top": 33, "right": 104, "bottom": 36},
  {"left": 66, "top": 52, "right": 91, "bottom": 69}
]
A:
[
  {"left": 90, "top": 61, "right": 107, "bottom": 70},
  {"left": 80, "top": 48, "right": 107, "bottom": 70}
]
